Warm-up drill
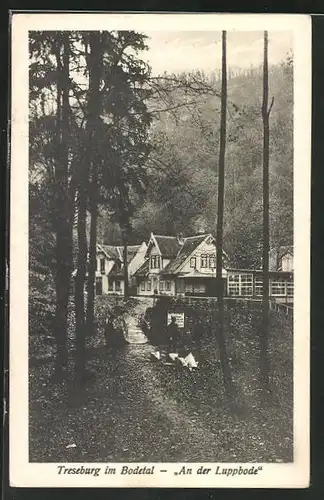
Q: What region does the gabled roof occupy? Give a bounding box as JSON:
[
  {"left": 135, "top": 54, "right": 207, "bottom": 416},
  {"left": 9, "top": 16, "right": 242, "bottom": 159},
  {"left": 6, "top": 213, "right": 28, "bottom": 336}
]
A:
[
  {"left": 116, "top": 245, "right": 141, "bottom": 264},
  {"left": 152, "top": 235, "right": 183, "bottom": 259},
  {"left": 97, "top": 244, "right": 120, "bottom": 260},
  {"left": 133, "top": 259, "right": 149, "bottom": 277},
  {"left": 160, "top": 234, "right": 208, "bottom": 275},
  {"left": 97, "top": 244, "right": 141, "bottom": 264},
  {"left": 134, "top": 232, "right": 227, "bottom": 279}
]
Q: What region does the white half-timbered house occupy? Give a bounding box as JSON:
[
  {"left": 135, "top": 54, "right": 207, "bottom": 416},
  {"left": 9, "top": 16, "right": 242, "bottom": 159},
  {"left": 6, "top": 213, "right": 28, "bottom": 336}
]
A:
[
  {"left": 134, "top": 233, "right": 227, "bottom": 297},
  {"left": 95, "top": 242, "right": 147, "bottom": 295}
]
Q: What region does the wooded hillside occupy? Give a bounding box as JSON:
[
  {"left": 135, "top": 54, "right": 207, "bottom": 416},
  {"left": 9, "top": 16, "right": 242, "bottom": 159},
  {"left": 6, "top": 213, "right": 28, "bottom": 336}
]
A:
[{"left": 98, "top": 60, "right": 293, "bottom": 269}]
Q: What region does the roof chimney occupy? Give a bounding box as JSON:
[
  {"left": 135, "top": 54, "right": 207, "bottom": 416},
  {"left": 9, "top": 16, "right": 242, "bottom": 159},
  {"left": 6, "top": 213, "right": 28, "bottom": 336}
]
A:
[{"left": 177, "top": 232, "right": 185, "bottom": 245}]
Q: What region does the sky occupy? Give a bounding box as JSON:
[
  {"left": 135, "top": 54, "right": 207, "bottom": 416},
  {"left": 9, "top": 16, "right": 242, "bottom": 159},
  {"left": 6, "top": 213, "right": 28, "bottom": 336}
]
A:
[{"left": 140, "top": 31, "right": 292, "bottom": 75}]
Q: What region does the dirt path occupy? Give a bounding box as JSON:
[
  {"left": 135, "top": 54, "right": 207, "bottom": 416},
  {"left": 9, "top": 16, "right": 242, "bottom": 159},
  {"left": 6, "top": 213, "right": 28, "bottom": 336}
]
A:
[
  {"left": 100, "top": 354, "right": 225, "bottom": 462},
  {"left": 122, "top": 350, "right": 224, "bottom": 462},
  {"left": 124, "top": 297, "right": 153, "bottom": 345}
]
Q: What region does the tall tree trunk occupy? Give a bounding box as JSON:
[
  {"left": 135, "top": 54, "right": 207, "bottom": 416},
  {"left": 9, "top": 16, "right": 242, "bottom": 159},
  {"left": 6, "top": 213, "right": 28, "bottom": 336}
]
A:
[
  {"left": 261, "top": 31, "right": 271, "bottom": 391},
  {"left": 123, "top": 232, "right": 129, "bottom": 298},
  {"left": 216, "top": 31, "right": 234, "bottom": 400},
  {"left": 53, "top": 33, "right": 72, "bottom": 381},
  {"left": 85, "top": 33, "right": 102, "bottom": 339},
  {"left": 86, "top": 196, "right": 98, "bottom": 337},
  {"left": 74, "top": 190, "right": 88, "bottom": 385},
  {"left": 75, "top": 32, "right": 102, "bottom": 384}
]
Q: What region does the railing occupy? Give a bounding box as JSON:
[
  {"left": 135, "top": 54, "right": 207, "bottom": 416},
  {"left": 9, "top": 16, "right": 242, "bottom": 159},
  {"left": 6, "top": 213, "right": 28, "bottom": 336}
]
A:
[
  {"left": 149, "top": 294, "right": 294, "bottom": 318},
  {"left": 269, "top": 298, "right": 293, "bottom": 318}
]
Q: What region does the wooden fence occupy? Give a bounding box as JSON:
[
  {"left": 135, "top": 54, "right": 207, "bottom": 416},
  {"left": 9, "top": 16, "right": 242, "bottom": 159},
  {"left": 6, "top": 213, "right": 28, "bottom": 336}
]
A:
[{"left": 159, "top": 294, "right": 293, "bottom": 319}]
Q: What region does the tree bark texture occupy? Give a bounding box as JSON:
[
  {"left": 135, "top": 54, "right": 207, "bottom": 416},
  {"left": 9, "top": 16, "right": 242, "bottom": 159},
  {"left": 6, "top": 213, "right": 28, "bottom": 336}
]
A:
[
  {"left": 53, "top": 33, "right": 73, "bottom": 381},
  {"left": 216, "top": 31, "right": 234, "bottom": 399},
  {"left": 261, "top": 31, "right": 271, "bottom": 390},
  {"left": 85, "top": 33, "right": 103, "bottom": 339},
  {"left": 86, "top": 199, "right": 98, "bottom": 337},
  {"left": 75, "top": 32, "right": 102, "bottom": 383}
]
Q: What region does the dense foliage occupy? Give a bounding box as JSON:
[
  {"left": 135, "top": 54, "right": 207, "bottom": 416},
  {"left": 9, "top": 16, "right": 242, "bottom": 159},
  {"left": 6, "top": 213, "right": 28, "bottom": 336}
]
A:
[{"left": 29, "top": 31, "right": 152, "bottom": 376}]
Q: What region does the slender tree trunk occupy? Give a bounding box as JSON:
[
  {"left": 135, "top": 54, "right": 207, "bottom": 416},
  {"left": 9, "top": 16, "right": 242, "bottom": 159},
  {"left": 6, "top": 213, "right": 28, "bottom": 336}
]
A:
[
  {"left": 74, "top": 189, "right": 88, "bottom": 385},
  {"left": 123, "top": 233, "right": 129, "bottom": 298},
  {"left": 75, "top": 32, "right": 102, "bottom": 384},
  {"left": 86, "top": 196, "right": 98, "bottom": 336},
  {"left": 216, "top": 31, "right": 234, "bottom": 399},
  {"left": 53, "top": 33, "right": 72, "bottom": 381},
  {"left": 261, "top": 31, "right": 271, "bottom": 392},
  {"left": 84, "top": 33, "right": 102, "bottom": 340}
]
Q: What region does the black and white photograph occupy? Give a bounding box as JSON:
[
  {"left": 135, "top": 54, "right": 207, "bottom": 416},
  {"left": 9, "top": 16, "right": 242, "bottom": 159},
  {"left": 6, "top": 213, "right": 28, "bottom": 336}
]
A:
[{"left": 10, "top": 13, "right": 311, "bottom": 488}]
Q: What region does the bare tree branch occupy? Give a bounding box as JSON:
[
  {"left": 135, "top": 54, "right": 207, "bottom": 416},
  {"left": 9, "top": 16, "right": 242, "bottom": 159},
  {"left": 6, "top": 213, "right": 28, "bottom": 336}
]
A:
[{"left": 267, "top": 96, "right": 275, "bottom": 117}]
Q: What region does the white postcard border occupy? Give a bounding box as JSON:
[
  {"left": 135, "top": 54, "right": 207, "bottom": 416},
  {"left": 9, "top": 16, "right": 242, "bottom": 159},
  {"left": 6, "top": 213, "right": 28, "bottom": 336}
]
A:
[{"left": 10, "top": 12, "right": 311, "bottom": 488}]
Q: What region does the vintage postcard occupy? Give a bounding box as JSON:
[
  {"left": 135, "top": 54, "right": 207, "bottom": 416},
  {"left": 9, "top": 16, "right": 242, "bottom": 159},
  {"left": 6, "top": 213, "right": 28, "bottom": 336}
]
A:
[{"left": 10, "top": 13, "right": 311, "bottom": 488}]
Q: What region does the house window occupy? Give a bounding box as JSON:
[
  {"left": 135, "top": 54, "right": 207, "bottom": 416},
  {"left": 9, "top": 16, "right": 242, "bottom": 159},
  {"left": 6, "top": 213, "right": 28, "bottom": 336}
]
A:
[
  {"left": 185, "top": 282, "right": 205, "bottom": 294},
  {"left": 228, "top": 273, "right": 253, "bottom": 296},
  {"left": 108, "top": 280, "right": 113, "bottom": 291},
  {"left": 147, "top": 281, "right": 152, "bottom": 291},
  {"left": 100, "top": 258, "right": 105, "bottom": 273},
  {"left": 255, "top": 277, "right": 263, "bottom": 296},
  {"left": 190, "top": 257, "right": 196, "bottom": 268},
  {"left": 150, "top": 255, "right": 161, "bottom": 269},
  {"left": 240, "top": 274, "right": 253, "bottom": 296},
  {"left": 141, "top": 281, "right": 145, "bottom": 291},
  {"left": 200, "top": 254, "right": 208, "bottom": 268},
  {"left": 193, "top": 283, "right": 206, "bottom": 294},
  {"left": 209, "top": 256, "right": 216, "bottom": 268},
  {"left": 115, "top": 280, "right": 121, "bottom": 292},
  {"left": 165, "top": 281, "right": 171, "bottom": 291},
  {"left": 270, "top": 279, "right": 286, "bottom": 297},
  {"left": 228, "top": 274, "right": 240, "bottom": 296},
  {"left": 159, "top": 281, "right": 164, "bottom": 291},
  {"left": 287, "top": 281, "right": 294, "bottom": 297}
]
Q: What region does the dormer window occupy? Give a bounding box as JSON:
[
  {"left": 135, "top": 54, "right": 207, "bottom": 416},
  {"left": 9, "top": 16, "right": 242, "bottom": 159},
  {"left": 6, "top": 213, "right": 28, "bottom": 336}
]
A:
[
  {"left": 200, "top": 255, "right": 208, "bottom": 268},
  {"left": 150, "top": 255, "right": 161, "bottom": 269},
  {"left": 190, "top": 257, "right": 196, "bottom": 268},
  {"left": 209, "top": 256, "right": 216, "bottom": 268},
  {"left": 100, "top": 258, "right": 105, "bottom": 273}
]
